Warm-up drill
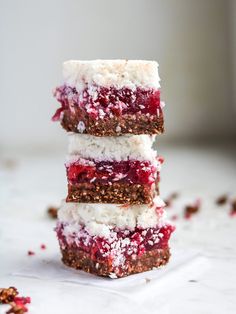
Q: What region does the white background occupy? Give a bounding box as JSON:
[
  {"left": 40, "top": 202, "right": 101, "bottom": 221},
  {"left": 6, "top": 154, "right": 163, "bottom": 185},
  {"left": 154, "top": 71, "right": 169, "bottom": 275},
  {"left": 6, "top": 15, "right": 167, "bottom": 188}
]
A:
[{"left": 1, "top": 0, "right": 236, "bottom": 152}]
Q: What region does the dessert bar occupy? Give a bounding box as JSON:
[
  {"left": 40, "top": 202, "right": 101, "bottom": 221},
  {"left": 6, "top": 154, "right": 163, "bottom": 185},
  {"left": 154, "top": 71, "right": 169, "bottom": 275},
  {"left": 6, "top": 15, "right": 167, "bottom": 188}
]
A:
[
  {"left": 56, "top": 197, "right": 174, "bottom": 278},
  {"left": 53, "top": 60, "right": 164, "bottom": 136},
  {"left": 66, "top": 134, "right": 162, "bottom": 204}
]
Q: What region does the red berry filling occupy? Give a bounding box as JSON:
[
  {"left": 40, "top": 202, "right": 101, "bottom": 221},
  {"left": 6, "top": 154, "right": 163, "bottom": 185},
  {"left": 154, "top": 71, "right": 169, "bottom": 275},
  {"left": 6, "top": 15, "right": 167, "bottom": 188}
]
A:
[
  {"left": 56, "top": 222, "right": 174, "bottom": 269},
  {"left": 66, "top": 159, "right": 158, "bottom": 186},
  {"left": 53, "top": 85, "right": 161, "bottom": 121}
]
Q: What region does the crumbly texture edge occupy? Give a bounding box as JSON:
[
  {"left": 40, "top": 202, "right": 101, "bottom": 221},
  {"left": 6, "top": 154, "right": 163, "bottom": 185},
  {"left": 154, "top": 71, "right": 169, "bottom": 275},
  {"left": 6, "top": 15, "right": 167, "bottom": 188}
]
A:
[
  {"left": 60, "top": 245, "right": 170, "bottom": 278},
  {"left": 61, "top": 110, "right": 164, "bottom": 136}
]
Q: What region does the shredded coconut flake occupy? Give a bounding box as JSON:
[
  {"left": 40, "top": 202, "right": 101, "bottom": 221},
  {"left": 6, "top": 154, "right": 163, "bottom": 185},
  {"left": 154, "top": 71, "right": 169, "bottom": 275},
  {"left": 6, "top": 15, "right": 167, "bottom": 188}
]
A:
[
  {"left": 109, "top": 273, "right": 118, "bottom": 279},
  {"left": 77, "top": 121, "right": 85, "bottom": 133}
]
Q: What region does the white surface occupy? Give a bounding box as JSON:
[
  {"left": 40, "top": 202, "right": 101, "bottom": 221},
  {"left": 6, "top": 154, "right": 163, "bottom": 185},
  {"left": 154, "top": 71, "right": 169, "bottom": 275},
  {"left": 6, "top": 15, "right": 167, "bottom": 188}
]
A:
[
  {"left": 11, "top": 243, "right": 209, "bottom": 298},
  {"left": 68, "top": 134, "right": 157, "bottom": 162},
  {"left": 62, "top": 60, "right": 160, "bottom": 90},
  {"left": 58, "top": 196, "right": 165, "bottom": 236},
  {"left": 0, "top": 143, "right": 236, "bottom": 314}
]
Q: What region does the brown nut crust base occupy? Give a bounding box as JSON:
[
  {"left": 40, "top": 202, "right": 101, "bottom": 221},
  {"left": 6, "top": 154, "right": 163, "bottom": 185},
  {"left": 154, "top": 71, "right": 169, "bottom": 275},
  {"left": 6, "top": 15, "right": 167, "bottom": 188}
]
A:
[
  {"left": 61, "top": 108, "right": 164, "bottom": 136},
  {"left": 66, "top": 182, "right": 156, "bottom": 204},
  {"left": 61, "top": 246, "right": 170, "bottom": 278}
]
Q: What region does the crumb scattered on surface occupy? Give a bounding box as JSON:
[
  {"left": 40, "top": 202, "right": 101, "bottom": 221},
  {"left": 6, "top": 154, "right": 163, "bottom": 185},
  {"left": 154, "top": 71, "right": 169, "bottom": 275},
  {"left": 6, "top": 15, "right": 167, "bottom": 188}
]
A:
[
  {"left": 47, "top": 206, "right": 58, "bottom": 219},
  {"left": 171, "top": 215, "right": 178, "bottom": 221},
  {"left": 0, "top": 287, "right": 18, "bottom": 304},
  {"left": 0, "top": 287, "right": 30, "bottom": 314},
  {"left": 231, "top": 199, "right": 236, "bottom": 211},
  {"left": 216, "top": 194, "right": 228, "bottom": 205},
  {"left": 6, "top": 297, "right": 31, "bottom": 314},
  {"left": 27, "top": 250, "right": 35, "bottom": 256},
  {"left": 164, "top": 192, "right": 179, "bottom": 208},
  {"left": 188, "top": 279, "right": 197, "bottom": 283},
  {"left": 145, "top": 278, "right": 151, "bottom": 284},
  {"left": 40, "top": 244, "right": 46, "bottom": 250},
  {"left": 184, "top": 199, "right": 201, "bottom": 219},
  {"left": 158, "top": 156, "right": 165, "bottom": 164},
  {"left": 6, "top": 304, "right": 24, "bottom": 314},
  {"left": 230, "top": 199, "right": 236, "bottom": 216},
  {"left": 170, "top": 192, "right": 179, "bottom": 199},
  {"left": 164, "top": 199, "right": 171, "bottom": 207}
]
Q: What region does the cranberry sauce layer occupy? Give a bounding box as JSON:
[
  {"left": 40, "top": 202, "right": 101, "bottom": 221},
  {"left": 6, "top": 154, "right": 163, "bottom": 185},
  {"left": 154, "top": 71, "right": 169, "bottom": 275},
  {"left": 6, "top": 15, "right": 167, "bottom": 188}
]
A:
[
  {"left": 52, "top": 84, "right": 161, "bottom": 122},
  {"left": 66, "top": 159, "right": 158, "bottom": 186},
  {"left": 56, "top": 222, "right": 174, "bottom": 267}
]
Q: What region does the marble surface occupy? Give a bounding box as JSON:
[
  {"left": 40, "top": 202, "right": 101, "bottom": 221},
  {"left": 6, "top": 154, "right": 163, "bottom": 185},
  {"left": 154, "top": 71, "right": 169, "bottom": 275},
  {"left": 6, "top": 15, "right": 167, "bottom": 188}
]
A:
[{"left": 0, "top": 143, "right": 236, "bottom": 314}]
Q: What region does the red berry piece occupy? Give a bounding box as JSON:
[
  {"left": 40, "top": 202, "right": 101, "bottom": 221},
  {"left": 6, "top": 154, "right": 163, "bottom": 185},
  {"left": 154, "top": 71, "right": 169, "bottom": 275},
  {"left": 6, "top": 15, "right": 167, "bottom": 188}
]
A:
[
  {"left": 27, "top": 250, "right": 35, "bottom": 256},
  {"left": 40, "top": 244, "right": 46, "bottom": 250}
]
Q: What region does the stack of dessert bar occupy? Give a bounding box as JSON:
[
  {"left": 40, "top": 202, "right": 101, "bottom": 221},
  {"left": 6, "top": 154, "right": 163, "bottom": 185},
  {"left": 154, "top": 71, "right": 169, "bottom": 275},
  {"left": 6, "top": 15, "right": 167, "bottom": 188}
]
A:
[{"left": 53, "top": 60, "right": 174, "bottom": 278}]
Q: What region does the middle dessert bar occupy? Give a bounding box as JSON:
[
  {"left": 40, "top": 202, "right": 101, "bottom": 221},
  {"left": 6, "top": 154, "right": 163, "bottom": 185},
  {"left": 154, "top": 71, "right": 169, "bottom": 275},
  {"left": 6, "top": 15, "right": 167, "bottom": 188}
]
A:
[{"left": 66, "top": 134, "right": 162, "bottom": 204}]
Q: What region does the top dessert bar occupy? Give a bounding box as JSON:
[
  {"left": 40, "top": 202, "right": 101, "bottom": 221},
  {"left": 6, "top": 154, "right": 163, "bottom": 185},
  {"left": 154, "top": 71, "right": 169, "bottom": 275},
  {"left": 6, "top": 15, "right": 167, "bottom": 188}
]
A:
[{"left": 52, "top": 60, "right": 164, "bottom": 136}]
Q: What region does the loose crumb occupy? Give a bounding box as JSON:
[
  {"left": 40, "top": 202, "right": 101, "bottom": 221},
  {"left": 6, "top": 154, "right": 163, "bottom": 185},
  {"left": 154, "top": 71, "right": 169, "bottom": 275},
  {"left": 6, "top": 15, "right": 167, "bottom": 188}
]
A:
[
  {"left": 40, "top": 244, "right": 46, "bottom": 250},
  {"left": 0, "top": 287, "right": 18, "bottom": 304},
  {"left": 0, "top": 287, "right": 30, "bottom": 314},
  {"left": 27, "top": 250, "right": 35, "bottom": 256},
  {"left": 158, "top": 156, "right": 164, "bottom": 164},
  {"left": 170, "top": 192, "right": 179, "bottom": 199},
  {"left": 47, "top": 206, "right": 58, "bottom": 219},
  {"left": 7, "top": 297, "right": 31, "bottom": 314},
  {"left": 7, "top": 304, "right": 25, "bottom": 314},
  {"left": 184, "top": 199, "right": 201, "bottom": 219},
  {"left": 164, "top": 192, "right": 179, "bottom": 208},
  {"left": 230, "top": 199, "right": 236, "bottom": 216},
  {"left": 171, "top": 215, "right": 178, "bottom": 221},
  {"left": 184, "top": 212, "right": 192, "bottom": 219},
  {"left": 164, "top": 199, "right": 172, "bottom": 207},
  {"left": 216, "top": 194, "right": 228, "bottom": 205}
]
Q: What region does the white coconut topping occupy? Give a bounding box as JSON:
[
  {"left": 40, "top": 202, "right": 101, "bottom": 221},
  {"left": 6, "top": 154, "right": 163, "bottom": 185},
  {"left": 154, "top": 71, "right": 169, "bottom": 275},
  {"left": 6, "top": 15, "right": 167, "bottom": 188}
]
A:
[
  {"left": 58, "top": 197, "right": 166, "bottom": 238},
  {"left": 63, "top": 60, "right": 160, "bottom": 91},
  {"left": 67, "top": 133, "right": 158, "bottom": 164}
]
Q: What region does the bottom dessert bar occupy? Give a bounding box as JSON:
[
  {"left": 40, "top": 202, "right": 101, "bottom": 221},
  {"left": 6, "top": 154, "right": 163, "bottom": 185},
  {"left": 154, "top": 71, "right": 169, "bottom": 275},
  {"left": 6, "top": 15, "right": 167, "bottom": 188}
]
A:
[
  {"left": 57, "top": 222, "right": 173, "bottom": 278},
  {"left": 61, "top": 246, "right": 170, "bottom": 278},
  {"left": 56, "top": 199, "right": 174, "bottom": 278}
]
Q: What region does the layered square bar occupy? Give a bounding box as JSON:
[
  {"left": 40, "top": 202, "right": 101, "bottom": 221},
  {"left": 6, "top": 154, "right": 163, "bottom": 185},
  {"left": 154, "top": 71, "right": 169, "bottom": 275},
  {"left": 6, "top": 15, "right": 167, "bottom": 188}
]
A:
[
  {"left": 56, "top": 197, "right": 174, "bottom": 278},
  {"left": 66, "top": 134, "right": 162, "bottom": 204},
  {"left": 52, "top": 60, "right": 164, "bottom": 136},
  {"left": 53, "top": 59, "right": 174, "bottom": 279}
]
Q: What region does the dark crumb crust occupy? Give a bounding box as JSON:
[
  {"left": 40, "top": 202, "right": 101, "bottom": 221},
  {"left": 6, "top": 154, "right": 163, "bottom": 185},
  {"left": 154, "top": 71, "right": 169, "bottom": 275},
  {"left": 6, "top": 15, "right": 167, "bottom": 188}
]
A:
[
  {"left": 61, "top": 246, "right": 170, "bottom": 278},
  {"left": 61, "top": 108, "right": 164, "bottom": 136},
  {"left": 66, "top": 182, "right": 158, "bottom": 204}
]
